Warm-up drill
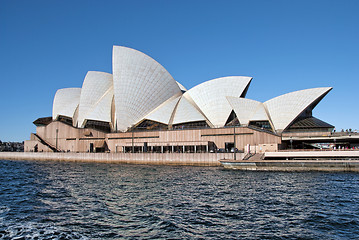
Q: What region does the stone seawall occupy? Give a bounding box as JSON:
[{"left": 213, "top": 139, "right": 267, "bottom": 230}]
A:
[
  {"left": 0, "top": 152, "right": 243, "bottom": 166},
  {"left": 220, "top": 160, "right": 359, "bottom": 172}
]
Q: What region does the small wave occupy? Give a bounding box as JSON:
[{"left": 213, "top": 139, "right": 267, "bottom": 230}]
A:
[
  {"left": 0, "top": 205, "right": 10, "bottom": 226},
  {"left": 158, "top": 219, "right": 179, "bottom": 232},
  {"left": 0, "top": 222, "right": 89, "bottom": 240},
  {"left": 0, "top": 206, "right": 10, "bottom": 215}
]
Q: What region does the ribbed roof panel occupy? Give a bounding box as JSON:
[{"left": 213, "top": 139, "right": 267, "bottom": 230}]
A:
[
  {"left": 172, "top": 95, "right": 207, "bottom": 125},
  {"left": 144, "top": 94, "right": 182, "bottom": 125},
  {"left": 112, "top": 46, "right": 182, "bottom": 131},
  {"left": 76, "top": 71, "right": 113, "bottom": 127},
  {"left": 264, "top": 87, "right": 332, "bottom": 132},
  {"left": 185, "top": 76, "right": 252, "bottom": 127},
  {"left": 52, "top": 88, "right": 81, "bottom": 120},
  {"left": 226, "top": 97, "right": 268, "bottom": 125}
]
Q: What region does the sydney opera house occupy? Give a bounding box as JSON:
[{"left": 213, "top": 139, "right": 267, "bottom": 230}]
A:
[{"left": 25, "top": 46, "right": 334, "bottom": 153}]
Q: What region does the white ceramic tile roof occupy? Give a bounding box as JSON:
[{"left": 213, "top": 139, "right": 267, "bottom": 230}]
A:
[
  {"left": 226, "top": 97, "right": 268, "bottom": 125},
  {"left": 49, "top": 45, "right": 335, "bottom": 135},
  {"left": 52, "top": 88, "right": 81, "bottom": 120},
  {"left": 264, "top": 87, "right": 332, "bottom": 132},
  {"left": 185, "top": 76, "right": 252, "bottom": 127},
  {"left": 85, "top": 91, "right": 113, "bottom": 123},
  {"left": 176, "top": 81, "right": 187, "bottom": 92},
  {"left": 143, "top": 94, "right": 182, "bottom": 125},
  {"left": 76, "top": 71, "right": 113, "bottom": 127},
  {"left": 112, "top": 46, "right": 182, "bottom": 132},
  {"left": 171, "top": 95, "right": 207, "bottom": 125}
]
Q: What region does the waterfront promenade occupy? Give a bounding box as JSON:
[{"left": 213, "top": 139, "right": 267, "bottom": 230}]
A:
[
  {"left": 0, "top": 152, "right": 241, "bottom": 166},
  {"left": 2, "top": 150, "right": 359, "bottom": 171}
]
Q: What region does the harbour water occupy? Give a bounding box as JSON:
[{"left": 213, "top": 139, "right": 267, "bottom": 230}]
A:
[{"left": 0, "top": 159, "right": 358, "bottom": 239}]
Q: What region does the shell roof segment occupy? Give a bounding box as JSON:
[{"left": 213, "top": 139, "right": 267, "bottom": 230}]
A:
[
  {"left": 112, "top": 46, "right": 182, "bottom": 132},
  {"left": 185, "top": 76, "right": 252, "bottom": 128},
  {"left": 76, "top": 71, "right": 113, "bottom": 128},
  {"left": 171, "top": 94, "right": 207, "bottom": 125},
  {"left": 50, "top": 45, "right": 333, "bottom": 134},
  {"left": 226, "top": 97, "right": 268, "bottom": 126},
  {"left": 52, "top": 88, "right": 81, "bottom": 120},
  {"left": 143, "top": 94, "right": 182, "bottom": 125},
  {"left": 264, "top": 87, "right": 332, "bottom": 132}
]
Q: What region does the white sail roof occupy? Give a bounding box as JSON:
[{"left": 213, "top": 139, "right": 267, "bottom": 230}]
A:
[
  {"left": 171, "top": 95, "right": 207, "bottom": 125},
  {"left": 226, "top": 97, "right": 268, "bottom": 126},
  {"left": 49, "top": 45, "right": 334, "bottom": 134},
  {"left": 112, "top": 46, "right": 182, "bottom": 131},
  {"left": 185, "top": 76, "right": 252, "bottom": 127},
  {"left": 76, "top": 71, "right": 113, "bottom": 128},
  {"left": 52, "top": 88, "right": 81, "bottom": 120},
  {"left": 264, "top": 87, "right": 332, "bottom": 132},
  {"left": 143, "top": 94, "right": 182, "bottom": 125}
]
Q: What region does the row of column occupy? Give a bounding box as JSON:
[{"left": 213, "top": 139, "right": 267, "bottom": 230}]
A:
[{"left": 121, "top": 145, "right": 209, "bottom": 153}]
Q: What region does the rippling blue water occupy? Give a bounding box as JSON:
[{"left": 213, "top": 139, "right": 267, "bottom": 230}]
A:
[{"left": 0, "top": 159, "right": 359, "bottom": 239}]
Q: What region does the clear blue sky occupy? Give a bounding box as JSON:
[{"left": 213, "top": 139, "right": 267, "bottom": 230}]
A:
[{"left": 1, "top": 0, "right": 358, "bottom": 142}]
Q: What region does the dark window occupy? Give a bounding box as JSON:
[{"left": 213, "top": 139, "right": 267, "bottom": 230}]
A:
[
  {"left": 85, "top": 120, "right": 111, "bottom": 132},
  {"left": 172, "top": 121, "right": 209, "bottom": 130},
  {"left": 132, "top": 120, "right": 168, "bottom": 131},
  {"left": 249, "top": 121, "right": 273, "bottom": 131}
]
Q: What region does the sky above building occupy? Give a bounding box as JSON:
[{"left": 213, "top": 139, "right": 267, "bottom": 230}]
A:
[{"left": 0, "top": 0, "right": 358, "bottom": 141}]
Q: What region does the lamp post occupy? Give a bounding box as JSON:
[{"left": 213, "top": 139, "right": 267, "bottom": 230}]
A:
[
  {"left": 56, "top": 128, "right": 58, "bottom": 151},
  {"left": 132, "top": 126, "right": 134, "bottom": 153},
  {"left": 233, "top": 125, "right": 236, "bottom": 160}
]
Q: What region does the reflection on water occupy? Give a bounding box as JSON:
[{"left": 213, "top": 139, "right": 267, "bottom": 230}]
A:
[{"left": 0, "top": 160, "right": 358, "bottom": 239}]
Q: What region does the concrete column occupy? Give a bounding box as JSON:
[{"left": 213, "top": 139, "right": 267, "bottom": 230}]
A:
[
  {"left": 172, "top": 146, "right": 174, "bottom": 153},
  {"left": 194, "top": 145, "right": 197, "bottom": 153},
  {"left": 161, "top": 146, "right": 163, "bottom": 153},
  {"left": 183, "top": 145, "right": 185, "bottom": 153},
  {"left": 206, "top": 145, "right": 208, "bottom": 152}
]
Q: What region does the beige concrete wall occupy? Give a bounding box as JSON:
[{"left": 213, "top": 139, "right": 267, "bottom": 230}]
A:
[
  {"left": 24, "top": 138, "right": 52, "bottom": 152},
  {"left": 35, "top": 121, "right": 106, "bottom": 152},
  {"left": 259, "top": 143, "right": 279, "bottom": 152},
  {"left": 107, "top": 127, "right": 281, "bottom": 153},
  {"left": 29, "top": 122, "right": 281, "bottom": 153},
  {"left": 200, "top": 127, "right": 281, "bottom": 150}
]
